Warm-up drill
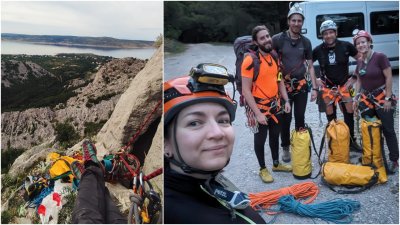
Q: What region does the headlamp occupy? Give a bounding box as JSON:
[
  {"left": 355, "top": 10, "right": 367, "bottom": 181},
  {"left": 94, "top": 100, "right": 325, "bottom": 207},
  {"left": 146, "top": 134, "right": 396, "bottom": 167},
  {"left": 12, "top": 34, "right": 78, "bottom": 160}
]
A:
[{"left": 190, "top": 63, "right": 232, "bottom": 85}]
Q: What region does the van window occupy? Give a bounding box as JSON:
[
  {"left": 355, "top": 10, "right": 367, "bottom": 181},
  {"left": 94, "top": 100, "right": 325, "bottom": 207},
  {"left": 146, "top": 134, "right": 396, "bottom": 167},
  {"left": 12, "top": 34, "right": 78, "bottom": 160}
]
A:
[
  {"left": 316, "top": 13, "right": 364, "bottom": 39},
  {"left": 370, "top": 10, "right": 399, "bottom": 35}
]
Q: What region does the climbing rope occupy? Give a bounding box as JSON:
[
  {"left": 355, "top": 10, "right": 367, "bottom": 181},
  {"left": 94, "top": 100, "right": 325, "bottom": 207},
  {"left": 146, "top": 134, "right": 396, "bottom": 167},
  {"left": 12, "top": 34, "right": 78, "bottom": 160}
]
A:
[
  {"left": 122, "top": 99, "right": 162, "bottom": 152},
  {"left": 249, "top": 182, "right": 319, "bottom": 214},
  {"left": 275, "top": 195, "right": 361, "bottom": 224}
]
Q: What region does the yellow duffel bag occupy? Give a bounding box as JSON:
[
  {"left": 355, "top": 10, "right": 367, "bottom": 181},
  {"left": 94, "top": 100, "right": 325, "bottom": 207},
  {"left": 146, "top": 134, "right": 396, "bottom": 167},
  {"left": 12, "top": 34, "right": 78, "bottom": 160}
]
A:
[
  {"left": 361, "top": 118, "right": 387, "bottom": 184},
  {"left": 326, "top": 120, "right": 350, "bottom": 163},
  {"left": 47, "top": 152, "right": 80, "bottom": 182},
  {"left": 291, "top": 128, "right": 312, "bottom": 179},
  {"left": 322, "top": 162, "right": 378, "bottom": 194}
]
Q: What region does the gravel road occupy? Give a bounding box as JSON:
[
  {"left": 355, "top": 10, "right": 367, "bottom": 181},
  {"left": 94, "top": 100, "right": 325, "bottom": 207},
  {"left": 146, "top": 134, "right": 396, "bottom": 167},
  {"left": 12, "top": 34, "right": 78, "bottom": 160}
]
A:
[{"left": 165, "top": 43, "right": 399, "bottom": 224}]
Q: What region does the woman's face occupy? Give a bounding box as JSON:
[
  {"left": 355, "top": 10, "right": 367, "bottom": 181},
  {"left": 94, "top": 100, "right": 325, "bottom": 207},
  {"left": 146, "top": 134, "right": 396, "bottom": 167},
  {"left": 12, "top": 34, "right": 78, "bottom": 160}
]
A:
[
  {"left": 165, "top": 102, "right": 235, "bottom": 172},
  {"left": 355, "top": 37, "right": 371, "bottom": 54}
]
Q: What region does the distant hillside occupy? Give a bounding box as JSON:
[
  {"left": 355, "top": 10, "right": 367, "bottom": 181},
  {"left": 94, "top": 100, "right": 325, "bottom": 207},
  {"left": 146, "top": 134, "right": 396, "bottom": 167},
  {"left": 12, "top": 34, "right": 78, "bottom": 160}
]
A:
[{"left": 1, "top": 33, "right": 154, "bottom": 49}]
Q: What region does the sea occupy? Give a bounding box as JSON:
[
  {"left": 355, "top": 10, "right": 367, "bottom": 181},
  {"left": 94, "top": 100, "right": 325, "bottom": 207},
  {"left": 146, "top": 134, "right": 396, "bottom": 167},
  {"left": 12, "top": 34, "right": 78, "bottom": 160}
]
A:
[{"left": 1, "top": 41, "right": 156, "bottom": 59}]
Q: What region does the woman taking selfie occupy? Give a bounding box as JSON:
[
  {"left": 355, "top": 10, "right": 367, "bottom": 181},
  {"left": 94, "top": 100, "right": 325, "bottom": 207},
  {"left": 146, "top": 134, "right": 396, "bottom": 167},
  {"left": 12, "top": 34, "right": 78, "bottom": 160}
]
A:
[{"left": 163, "top": 64, "right": 265, "bottom": 224}]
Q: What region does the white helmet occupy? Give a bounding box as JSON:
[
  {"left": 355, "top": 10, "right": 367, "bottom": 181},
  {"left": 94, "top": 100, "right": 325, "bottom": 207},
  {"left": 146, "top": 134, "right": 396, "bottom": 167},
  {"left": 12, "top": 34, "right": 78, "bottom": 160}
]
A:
[
  {"left": 320, "top": 20, "right": 337, "bottom": 34},
  {"left": 287, "top": 3, "right": 304, "bottom": 20}
]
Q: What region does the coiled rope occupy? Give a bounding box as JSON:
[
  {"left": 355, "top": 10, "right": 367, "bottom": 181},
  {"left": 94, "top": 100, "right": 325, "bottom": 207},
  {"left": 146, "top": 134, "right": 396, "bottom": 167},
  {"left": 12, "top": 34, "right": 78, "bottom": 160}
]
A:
[
  {"left": 249, "top": 182, "right": 319, "bottom": 213},
  {"left": 276, "top": 195, "right": 361, "bottom": 224}
]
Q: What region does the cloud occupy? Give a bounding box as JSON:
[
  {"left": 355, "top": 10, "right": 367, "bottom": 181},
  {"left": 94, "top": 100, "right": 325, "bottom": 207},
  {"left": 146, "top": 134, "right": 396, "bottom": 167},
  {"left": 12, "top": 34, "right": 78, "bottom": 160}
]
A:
[{"left": 1, "top": 1, "right": 163, "bottom": 40}]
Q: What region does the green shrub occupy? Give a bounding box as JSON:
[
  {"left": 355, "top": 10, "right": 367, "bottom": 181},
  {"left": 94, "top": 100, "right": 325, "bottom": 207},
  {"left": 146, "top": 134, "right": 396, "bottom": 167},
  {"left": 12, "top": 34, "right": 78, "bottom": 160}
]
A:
[
  {"left": 1, "top": 210, "right": 12, "bottom": 224},
  {"left": 54, "top": 122, "right": 79, "bottom": 148},
  {"left": 84, "top": 120, "right": 107, "bottom": 137},
  {"left": 1, "top": 148, "right": 25, "bottom": 173}
]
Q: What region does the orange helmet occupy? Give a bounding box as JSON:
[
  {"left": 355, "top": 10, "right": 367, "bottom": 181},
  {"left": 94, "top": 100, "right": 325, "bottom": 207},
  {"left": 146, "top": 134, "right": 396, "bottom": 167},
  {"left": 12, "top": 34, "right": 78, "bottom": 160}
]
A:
[
  {"left": 353, "top": 30, "right": 372, "bottom": 45},
  {"left": 164, "top": 76, "right": 236, "bottom": 125}
]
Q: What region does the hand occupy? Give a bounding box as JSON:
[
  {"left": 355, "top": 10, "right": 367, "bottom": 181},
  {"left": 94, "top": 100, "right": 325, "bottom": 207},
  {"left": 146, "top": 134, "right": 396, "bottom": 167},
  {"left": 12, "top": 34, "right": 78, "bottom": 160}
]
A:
[
  {"left": 310, "top": 90, "right": 317, "bottom": 102},
  {"left": 284, "top": 102, "right": 291, "bottom": 113},
  {"left": 256, "top": 113, "right": 268, "bottom": 125},
  {"left": 383, "top": 100, "right": 392, "bottom": 112},
  {"left": 316, "top": 79, "right": 324, "bottom": 88}
]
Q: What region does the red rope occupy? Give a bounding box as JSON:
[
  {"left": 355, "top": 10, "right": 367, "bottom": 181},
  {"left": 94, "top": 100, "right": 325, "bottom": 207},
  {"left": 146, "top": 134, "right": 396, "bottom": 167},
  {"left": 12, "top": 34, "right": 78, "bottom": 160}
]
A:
[
  {"left": 122, "top": 99, "right": 162, "bottom": 152},
  {"left": 143, "top": 168, "right": 163, "bottom": 181}
]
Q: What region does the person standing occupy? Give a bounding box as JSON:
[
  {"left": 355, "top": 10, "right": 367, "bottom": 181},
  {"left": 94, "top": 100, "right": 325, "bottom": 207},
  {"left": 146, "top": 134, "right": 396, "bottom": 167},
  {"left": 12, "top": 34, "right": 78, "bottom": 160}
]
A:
[
  {"left": 242, "top": 25, "right": 292, "bottom": 183},
  {"left": 312, "top": 20, "right": 362, "bottom": 151},
  {"left": 352, "top": 30, "right": 399, "bottom": 174},
  {"left": 272, "top": 3, "right": 318, "bottom": 163}
]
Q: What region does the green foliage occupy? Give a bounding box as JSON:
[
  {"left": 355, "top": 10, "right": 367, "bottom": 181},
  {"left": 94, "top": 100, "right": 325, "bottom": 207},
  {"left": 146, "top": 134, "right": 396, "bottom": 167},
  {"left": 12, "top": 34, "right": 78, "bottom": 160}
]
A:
[
  {"left": 84, "top": 120, "right": 107, "bottom": 137},
  {"left": 1, "top": 148, "right": 25, "bottom": 173},
  {"left": 54, "top": 121, "right": 80, "bottom": 148},
  {"left": 58, "top": 187, "right": 77, "bottom": 224},
  {"left": 164, "top": 1, "right": 290, "bottom": 43},
  {"left": 154, "top": 33, "right": 163, "bottom": 48},
  {"left": 1, "top": 54, "right": 112, "bottom": 112},
  {"left": 1, "top": 210, "right": 12, "bottom": 224},
  {"left": 164, "top": 38, "right": 187, "bottom": 54}
]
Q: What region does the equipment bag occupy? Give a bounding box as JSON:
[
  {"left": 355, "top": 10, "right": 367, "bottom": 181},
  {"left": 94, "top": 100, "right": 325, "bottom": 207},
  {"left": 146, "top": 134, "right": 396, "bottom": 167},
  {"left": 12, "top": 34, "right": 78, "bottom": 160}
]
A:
[
  {"left": 322, "top": 162, "right": 378, "bottom": 194},
  {"left": 361, "top": 118, "right": 387, "bottom": 184},
  {"left": 47, "top": 152, "right": 79, "bottom": 183},
  {"left": 325, "top": 120, "right": 350, "bottom": 163},
  {"left": 291, "top": 128, "right": 312, "bottom": 179}
]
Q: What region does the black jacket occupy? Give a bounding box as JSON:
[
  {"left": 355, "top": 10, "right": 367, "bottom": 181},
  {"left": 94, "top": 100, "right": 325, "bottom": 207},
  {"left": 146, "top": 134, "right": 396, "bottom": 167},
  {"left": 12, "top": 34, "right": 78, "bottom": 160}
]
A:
[{"left": 164, "top": 166, "right": 265, "bottom": 224}]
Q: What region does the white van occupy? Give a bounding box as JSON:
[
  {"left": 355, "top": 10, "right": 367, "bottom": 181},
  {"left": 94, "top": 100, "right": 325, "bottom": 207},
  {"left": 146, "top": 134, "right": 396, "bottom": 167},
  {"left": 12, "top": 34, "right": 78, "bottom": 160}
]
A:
[{"left": 299, "top": 1, "right": 399, "bottom": 72}]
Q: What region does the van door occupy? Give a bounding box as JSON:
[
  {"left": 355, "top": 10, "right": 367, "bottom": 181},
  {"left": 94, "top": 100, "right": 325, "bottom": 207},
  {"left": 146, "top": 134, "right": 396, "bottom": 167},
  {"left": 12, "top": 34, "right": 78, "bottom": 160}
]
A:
[{"left": 366, "top": 1, "right": 399, "bottom": 69}]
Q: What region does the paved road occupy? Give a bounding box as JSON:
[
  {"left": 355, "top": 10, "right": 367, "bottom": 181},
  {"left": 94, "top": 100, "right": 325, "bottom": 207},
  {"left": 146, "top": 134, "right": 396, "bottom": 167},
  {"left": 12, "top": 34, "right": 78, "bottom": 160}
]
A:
[{"left": 165, "top": 43, "right": 399, "bottom": 224}]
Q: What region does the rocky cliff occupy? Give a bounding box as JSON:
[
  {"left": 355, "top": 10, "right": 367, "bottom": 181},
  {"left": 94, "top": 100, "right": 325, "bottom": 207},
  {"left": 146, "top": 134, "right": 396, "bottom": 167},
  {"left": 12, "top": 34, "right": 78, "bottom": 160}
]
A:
[{"left": 1, "top": 57, "right": 147, "bottom": 150}]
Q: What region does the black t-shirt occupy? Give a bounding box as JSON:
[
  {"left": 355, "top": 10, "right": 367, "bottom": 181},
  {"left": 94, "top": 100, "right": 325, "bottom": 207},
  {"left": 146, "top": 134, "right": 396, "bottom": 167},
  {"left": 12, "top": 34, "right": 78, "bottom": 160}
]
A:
[
  {"left": 164, "top": 167, "right": 265, "bottom": 224},
  {"left": 312, "top": 40, "right": 358, "bottom": 85},
  {"left": 272, "top": 31, "right": 313, "bottom": 80}
]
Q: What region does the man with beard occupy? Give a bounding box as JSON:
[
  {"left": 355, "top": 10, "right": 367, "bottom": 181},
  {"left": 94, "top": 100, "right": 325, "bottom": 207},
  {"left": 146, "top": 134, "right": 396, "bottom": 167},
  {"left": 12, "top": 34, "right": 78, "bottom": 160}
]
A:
[
  {"left": 242, "top": 25, "right": 292, "bottom": 183},
  {"left": 272, "top": 3, "right": 318, "bottom": 163},
  {"left": 312, "top": 20, "right": 361, "bottom": 151}
]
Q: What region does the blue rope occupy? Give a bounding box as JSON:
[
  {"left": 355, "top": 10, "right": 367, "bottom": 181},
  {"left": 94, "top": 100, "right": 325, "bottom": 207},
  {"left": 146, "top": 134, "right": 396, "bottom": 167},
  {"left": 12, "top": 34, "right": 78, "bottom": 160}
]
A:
[
  {"left": 276, "top": 195, "right": 361, "bottom": 224},
  {"left": 30, "top": 186, "right": 54, "bottom": 207}
]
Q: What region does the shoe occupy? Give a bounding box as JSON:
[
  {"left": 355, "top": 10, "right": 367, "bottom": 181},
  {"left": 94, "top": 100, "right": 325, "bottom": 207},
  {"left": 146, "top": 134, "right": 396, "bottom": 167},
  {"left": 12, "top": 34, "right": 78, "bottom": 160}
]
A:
[
  {"left": 82, "top": 139, "right": 105, "bottom": 172},
  {"left": 350, "top": 139, "right": 362, "bottom": 152},
  {"left": 259, "top": 168, "right": 274, "bottom": 183},
  {"left": 70, "top": 160, "right": 85, "bottom": 180},
  {"left": 387, "top": 160, "right": 399, "bottom": 175},
  {"left": 272, "top": 162, "right": 292, "bottom": 172},
  {"left": 282, "top": 146, "right": 291, "bottom": 163}
]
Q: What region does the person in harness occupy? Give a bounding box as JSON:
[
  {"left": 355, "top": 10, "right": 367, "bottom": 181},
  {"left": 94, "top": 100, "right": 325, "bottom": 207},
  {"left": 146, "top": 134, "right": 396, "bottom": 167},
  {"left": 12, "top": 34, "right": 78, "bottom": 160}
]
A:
[
  {"left": 71, "top": 139, "right": 127, "bottom": 224},
  {"left": 352, "top": 30, "right": 399, "bottom": 174},
  {"left": 241, "top": 25, "right": 292, "bottom": 183},
  {"left": 272, "top": 3, "right": 318, "bottom": 163},
  {"left": 312, "top": 20, "right": 362, "bottom": 152},
  {"left": 163, "top": 65, "right": 265, "bottom": 224}
]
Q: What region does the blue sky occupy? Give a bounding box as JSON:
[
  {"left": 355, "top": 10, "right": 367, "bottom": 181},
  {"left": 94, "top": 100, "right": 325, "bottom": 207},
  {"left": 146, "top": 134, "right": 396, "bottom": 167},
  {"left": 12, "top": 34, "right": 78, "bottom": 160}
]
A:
[{"left": 1, "top": 1, "right": 163, "bottom": 41}]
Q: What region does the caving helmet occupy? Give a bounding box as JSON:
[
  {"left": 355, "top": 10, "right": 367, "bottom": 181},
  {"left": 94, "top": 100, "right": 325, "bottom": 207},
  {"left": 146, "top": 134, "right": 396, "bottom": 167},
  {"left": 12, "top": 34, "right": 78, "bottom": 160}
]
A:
[
  {"left": 320, "top": 20, "right": 337, "bottom": 35},
  {"left": 287, "top": 2, "right": 304, "bottom": 20},
  {"left": 164, "top": 63, "right": 237, "bottom": 174},
  {"left": 352, "top": 29, "right": 373, "bottom": 45}
]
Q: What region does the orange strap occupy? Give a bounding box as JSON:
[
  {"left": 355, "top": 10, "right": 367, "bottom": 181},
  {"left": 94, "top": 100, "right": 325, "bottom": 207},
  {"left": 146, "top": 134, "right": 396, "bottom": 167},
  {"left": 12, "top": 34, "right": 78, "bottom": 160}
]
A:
[
  {"left": 322, "top": 86, "right": 351, "bottom": 105},
  {"left": 256, "top": 98, "right": 280, "bottom": 124},
  {"left": 285, "top": 79, "right": 307, "bottom": 93},
  {"left": 249, "top": 182, "right": 319, "bottom": 214}
]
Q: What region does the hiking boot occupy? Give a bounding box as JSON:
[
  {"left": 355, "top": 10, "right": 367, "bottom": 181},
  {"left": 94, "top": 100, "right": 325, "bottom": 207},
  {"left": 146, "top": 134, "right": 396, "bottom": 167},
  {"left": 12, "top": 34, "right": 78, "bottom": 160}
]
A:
[
  {"left": 350, "top": 139, "right": 362, "bottom": 152},
  {"left": 387, "top": 160, "right": 399, "bottom": 175},
  {"left": 70, "top": 160, "right": 85, "bottom": 180},
  {"left": 272, "top": 162, "right": 292, "bottom": 172},
  {"left": 82, "top": 139, "right": 105, "bottom": 172},
  {"left": 282, "top": 146, "right": 291, "bottom": 163},
  {"left": 259, "top": 168, "right": 274, "bottom": 183}
]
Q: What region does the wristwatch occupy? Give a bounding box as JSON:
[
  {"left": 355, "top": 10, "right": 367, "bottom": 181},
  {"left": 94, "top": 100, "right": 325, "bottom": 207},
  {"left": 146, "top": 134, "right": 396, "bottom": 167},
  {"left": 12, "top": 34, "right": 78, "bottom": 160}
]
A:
[
  {"left": 312, "top": 88, "right": 318, "bottom": 91},
  {"left": 385, "top": 96, "right": 392, "bottom": 101}
]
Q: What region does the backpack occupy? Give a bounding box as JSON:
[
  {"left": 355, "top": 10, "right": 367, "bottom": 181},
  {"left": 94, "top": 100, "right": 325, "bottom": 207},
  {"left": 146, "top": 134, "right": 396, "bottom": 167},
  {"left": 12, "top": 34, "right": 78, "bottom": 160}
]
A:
[
  {"left": 233, "top": 36, "right": 280, "bottom": 106},
  {"left": 319, "top": 120, "right": 350, "bottom": 163}
]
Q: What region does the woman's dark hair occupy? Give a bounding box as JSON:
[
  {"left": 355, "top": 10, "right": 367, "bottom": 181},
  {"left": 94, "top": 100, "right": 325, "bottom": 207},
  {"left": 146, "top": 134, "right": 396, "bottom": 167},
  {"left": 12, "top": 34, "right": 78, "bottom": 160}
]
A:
[{"left": 252, "top": 25, "right": 270, "bottom": 42}]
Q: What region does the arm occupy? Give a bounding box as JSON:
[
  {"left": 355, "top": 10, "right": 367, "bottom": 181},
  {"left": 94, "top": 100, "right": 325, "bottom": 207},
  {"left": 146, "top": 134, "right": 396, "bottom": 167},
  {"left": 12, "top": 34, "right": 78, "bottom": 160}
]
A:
[
  {"left": 383, "top": 67, "right": 393, "bottom": 112},
  {"left": 308, "top": 59, "right": 318, "bottom": 101},
  {"left": 352, "top": 70, "right": 362, "bottom": 115},
  {"left": 242, "top": 77, "right": 268, "bottom": 125},
  {"left": 279, "top": 79, "right": 291, "bottom": 113}
]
